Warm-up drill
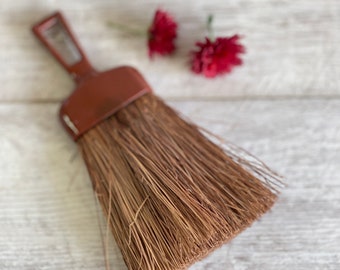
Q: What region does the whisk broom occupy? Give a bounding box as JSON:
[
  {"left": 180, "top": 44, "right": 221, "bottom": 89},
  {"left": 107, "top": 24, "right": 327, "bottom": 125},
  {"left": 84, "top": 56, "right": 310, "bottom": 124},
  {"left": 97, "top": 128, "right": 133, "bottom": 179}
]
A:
[{"left": 32, "top": 11, "right": 281, "bottom": 270}]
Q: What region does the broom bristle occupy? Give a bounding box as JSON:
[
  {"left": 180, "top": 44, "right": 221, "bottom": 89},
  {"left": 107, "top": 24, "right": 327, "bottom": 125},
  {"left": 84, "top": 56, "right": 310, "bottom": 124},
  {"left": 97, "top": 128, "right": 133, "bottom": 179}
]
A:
[{"left": 78, "top": 94, "right": 281, "bottom": 270}]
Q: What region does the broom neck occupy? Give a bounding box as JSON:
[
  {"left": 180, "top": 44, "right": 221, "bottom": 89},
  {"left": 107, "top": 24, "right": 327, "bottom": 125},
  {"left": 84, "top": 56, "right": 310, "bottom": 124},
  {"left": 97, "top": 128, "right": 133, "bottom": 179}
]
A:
[{"left": 32, "top": 11, "right": 97, "bottom": 84}]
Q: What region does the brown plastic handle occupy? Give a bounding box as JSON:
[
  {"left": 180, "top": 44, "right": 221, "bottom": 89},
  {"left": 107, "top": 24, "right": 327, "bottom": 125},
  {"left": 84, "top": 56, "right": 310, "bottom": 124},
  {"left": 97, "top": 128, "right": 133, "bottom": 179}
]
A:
[{"left": 32, "top": 11, "right": 96, "bottom": 83}]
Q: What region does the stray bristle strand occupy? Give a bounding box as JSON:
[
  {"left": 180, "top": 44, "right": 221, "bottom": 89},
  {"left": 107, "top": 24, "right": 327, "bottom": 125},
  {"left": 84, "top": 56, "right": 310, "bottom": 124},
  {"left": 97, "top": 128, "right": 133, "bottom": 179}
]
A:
[{"left": 78, "top": 94, "right": 280, "bottom": 270}]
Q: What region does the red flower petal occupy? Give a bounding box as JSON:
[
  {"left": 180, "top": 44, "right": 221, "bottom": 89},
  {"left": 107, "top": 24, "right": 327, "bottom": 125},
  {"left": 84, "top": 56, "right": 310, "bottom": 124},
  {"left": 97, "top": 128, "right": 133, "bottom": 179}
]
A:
[
  {"left": 148, "top": 9, "right": 178, "bottom": 58},
  {"left": 191, "top": 35, "right": 245, "bottom": 78}
]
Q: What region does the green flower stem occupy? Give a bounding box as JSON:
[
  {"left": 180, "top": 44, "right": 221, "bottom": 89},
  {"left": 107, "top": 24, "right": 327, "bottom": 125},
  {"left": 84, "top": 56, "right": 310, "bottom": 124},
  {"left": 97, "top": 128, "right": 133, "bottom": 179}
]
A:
[
  {"left": 207, "top": 14, "right": 215, "bottom": 41},
  {"left": 107, "top": 21, "right": 146, "bottom": 37}
]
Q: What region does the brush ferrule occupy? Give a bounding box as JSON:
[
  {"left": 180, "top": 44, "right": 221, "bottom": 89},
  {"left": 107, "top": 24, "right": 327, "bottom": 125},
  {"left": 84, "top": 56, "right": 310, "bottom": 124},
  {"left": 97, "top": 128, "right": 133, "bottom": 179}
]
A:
[{"left": 59, "top": 66, "right": 152, "bottom": 140}]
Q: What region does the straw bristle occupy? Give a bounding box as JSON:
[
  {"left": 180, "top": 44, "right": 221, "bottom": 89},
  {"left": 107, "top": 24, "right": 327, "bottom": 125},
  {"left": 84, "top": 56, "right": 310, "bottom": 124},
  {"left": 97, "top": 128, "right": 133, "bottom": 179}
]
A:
[{"left": 78, "top": 94, "right": 281, "bottom": 270}]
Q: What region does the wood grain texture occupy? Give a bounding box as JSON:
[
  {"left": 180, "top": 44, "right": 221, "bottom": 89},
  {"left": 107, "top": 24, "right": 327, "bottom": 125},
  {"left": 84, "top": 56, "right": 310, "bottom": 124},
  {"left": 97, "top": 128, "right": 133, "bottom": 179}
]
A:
[
  {"left": 0, "top": 0, "right": 340, "bottom": 101},
  {"left": 1, "top": 100, "right": 339, "bottom": 269},
  {"left": 1, "top": 1, "right": 339, "bottom": 269}
]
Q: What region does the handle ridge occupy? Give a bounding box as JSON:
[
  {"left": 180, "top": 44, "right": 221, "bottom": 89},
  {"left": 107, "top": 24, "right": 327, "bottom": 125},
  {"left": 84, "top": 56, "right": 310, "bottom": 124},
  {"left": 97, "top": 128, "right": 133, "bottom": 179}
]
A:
[{"left": 32, "top": 12, "right": 96, "bottom": 82}]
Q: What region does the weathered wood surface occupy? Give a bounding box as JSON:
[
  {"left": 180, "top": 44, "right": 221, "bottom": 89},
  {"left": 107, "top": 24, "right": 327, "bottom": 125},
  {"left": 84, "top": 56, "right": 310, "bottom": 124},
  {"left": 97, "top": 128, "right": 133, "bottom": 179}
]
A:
[
  {"left": 1, "top": 0, "right": 340, "bottom": 269},
  {"left": 1, "top": 100, "right": 339, "bottom": 269},
  {"left": 1, "top": 0, "right": 340, "bottom": 101}
]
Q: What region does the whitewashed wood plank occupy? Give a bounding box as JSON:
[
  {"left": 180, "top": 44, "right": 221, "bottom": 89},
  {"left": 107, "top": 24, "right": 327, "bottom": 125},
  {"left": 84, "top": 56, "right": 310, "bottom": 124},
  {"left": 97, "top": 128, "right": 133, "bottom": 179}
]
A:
[
  {"left": 0, "top": 0, "right": 340, "bottom": 101},
  {"left": 0, "top": 104, "right": 126, "bottom": 269},
  {"left": 0, "top": 99, "right": 339, "bottom": 269}
]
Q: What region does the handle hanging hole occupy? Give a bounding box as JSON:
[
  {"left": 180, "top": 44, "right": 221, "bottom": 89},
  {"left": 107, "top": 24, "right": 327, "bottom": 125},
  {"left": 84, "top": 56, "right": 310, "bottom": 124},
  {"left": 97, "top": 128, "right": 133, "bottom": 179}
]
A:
[{"left": 42, "top": 18, "right": 81, "bottom": 65}]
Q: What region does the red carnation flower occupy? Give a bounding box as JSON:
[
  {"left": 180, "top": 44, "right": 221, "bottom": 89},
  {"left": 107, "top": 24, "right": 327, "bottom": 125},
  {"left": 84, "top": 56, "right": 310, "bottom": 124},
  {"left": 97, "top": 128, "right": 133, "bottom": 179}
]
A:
[
  {"left": 148, "top": 9, "right": 178, "bottom": 58},
  {"left": 191, "top": 35, "right": 245, "bottom": 78}
]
